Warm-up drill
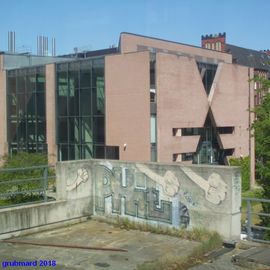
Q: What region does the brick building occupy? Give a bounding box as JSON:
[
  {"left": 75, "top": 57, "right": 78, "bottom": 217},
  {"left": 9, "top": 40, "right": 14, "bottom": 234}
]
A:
[{"left": 0, "top": 33, "right": 254, "bottom": 174}]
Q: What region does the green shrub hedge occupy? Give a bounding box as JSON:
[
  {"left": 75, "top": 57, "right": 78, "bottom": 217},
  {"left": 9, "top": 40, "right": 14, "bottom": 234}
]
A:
[{"left": 229, "top": 156, "right": 250, "bottom": 192}]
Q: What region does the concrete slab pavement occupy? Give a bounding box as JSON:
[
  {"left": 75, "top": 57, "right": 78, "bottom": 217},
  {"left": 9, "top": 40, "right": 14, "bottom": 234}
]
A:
[
  {"left": 0, "top": 220, "right": 199, "bottom": 270},
  {"left": 232, "top": 245, "right": 270, "bottom": 269}
]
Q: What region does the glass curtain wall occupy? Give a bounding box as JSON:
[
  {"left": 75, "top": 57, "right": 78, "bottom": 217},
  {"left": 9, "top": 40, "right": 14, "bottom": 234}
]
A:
[
  {"left": 56, "top": 58, "right": 105, "bottom": 161},
  {"left": 7, "top": 67, "right": 47, "bottom": 154}
]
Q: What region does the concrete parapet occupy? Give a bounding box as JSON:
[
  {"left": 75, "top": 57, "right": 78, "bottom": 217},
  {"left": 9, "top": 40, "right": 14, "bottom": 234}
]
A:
[{"left": 57, "top": 159, "right": 241, "bottom": 240}]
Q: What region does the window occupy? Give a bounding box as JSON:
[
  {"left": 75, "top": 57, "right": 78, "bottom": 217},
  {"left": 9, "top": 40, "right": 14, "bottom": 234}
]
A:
[
  {"left": 7, "top": 66, "right": 47, "bottom": 154},
  {"left": 216, "top": 42, "right": 222, "bottom": 51},
  {"left": 106, "top": 146, "right": 119, "bottom": 160},
  {"left": 150, "top": 115, "right": 156, "bottom": 143},
  {"left": 150, "top": 53, "right": 156, "bottom": 102},
  {"left": 56, "top": 58, "right": 106, "bottom": 161},
  {"left": 217, "top": 127, "right": 234, "bottom": 134},
  {"left": 182, "top": 153, "right": 194, "bottom": 161},
  {"left": 197, "top": 62, "right": 217, "bottom": 95},
  {"left": 205, "top": 43, "right": 211, "bottom": 49}
]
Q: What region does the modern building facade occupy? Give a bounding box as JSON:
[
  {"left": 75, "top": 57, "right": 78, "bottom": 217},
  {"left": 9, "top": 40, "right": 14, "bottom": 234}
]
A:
[{"left": 0, "top": 33, "right": 254, "bottom": 169}]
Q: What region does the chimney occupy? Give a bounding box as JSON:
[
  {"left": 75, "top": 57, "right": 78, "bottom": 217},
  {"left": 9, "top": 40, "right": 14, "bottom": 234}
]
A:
[{"left": 201, "top": 32, "right": 226, "bottom": 52}]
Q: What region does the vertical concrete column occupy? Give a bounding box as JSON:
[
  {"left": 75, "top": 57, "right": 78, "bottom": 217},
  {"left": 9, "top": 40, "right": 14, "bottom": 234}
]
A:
[
  {"left": 46, "top": 64, "right": 57, "bottom": 165},
  {"left": 0, "top": 64, "right": 8, "bottom": 160}
]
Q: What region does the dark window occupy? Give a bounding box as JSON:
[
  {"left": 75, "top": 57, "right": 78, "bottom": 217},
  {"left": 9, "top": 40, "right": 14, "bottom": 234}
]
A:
[
  {"left": 80, "top": 89, "right": 91, "bottom": 116},
  {"left": 182, "top": 153, "right": 194, "bottom": 161},
  {"left": 150, "top": 53, "right": 156, "bottom": 102},
  {"left": 69, "top": 90, "right": 79, "bottom": 116},
  {"left": 217, "top": 127, "right": 234, "bottom": 134},
  {"left": 181, "top": 128, "right": 200, "bottom": 136},
  {"left": 59, "top": 144, "right": 68, "bottom": 161},
  {"left": 81, "top": 117, "right": 92, "bottom": 143},
  {"left": 68, "top": 117, "right": 80, "bottom": 144},
  {"left": 151, "top": 143, "right": 157, "bottom": 162},
  {"left": 150, "top": 53, "right": 156, "bottom": 89},
  {"left": 93, "top": 117, "right": 104, "bottom": 143},
  {"left": 58, "top": 118, "right": 68, "bottom": 143},
  {"left": 106, "top": 146, "right": 119, "bottom": 160},
  {"left": 92, "top": 85, "right": 105, "bottom": 115},
  {"left": 197, "top": 62, "right": 217, "bottom": 95},
  {"left": 36, "top": 93, "right": 45, "bottom": 117},
  {"left": 80, "top": 61, "right": 91, "bottom": 89},
  {"left": 94, "top": 145, "right": 105, "bottom": 159},
  {"left": 181, "top": 127, "right": 233, "bottom": 136},
  {"left": 69, "top": 62, "right": 80, "bottom": 90}
]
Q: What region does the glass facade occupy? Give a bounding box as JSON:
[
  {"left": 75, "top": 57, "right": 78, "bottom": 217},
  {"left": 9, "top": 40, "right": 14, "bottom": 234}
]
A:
[
  {"left": 7, "top": 67, "right": 47, "bottom": 154},
  {"left": 56, "top": 58, "right": 106, "bottom": 161}
]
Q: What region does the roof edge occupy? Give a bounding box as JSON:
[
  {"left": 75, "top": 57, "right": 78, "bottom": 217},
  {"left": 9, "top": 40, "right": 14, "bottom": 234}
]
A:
[{"left": 119, "top": 32, "right": 232, "bottom": 55}]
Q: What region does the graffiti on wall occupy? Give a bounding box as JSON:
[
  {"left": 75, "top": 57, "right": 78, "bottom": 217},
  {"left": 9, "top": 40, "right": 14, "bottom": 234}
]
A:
[
  {"left": 66, "top": 168, "right": 89, "bottom": 191},
  {"left": 65, "top": 162, "right": 228, "bottom": 228},
  {"left": 181, "top": 167, "right": 227, "bottom": 205},
  {"left": 92, "top": 162, "right": 227, "bottom": 228}
]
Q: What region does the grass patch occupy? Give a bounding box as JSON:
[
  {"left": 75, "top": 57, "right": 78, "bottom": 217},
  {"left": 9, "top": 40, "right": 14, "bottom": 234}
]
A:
[{"left": 94, "top": 216, "right": 219, "bottom": 242}]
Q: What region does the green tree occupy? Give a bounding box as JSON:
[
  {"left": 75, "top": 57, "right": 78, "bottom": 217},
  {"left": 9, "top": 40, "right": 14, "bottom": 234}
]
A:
[
  {"left": 252, "top": 76, "right": 270, "bottom": 237},
  {"left": 252, "top": 77, "right": 270, "bottom": 192}
]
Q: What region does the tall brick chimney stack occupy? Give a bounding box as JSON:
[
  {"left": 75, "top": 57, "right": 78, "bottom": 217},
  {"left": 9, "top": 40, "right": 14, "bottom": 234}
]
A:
[{"left": 201, "top": 32, "right": 226, "bottom": 52}]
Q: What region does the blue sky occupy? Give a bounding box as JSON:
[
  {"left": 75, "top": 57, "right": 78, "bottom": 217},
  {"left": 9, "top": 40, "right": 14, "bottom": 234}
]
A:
[{"left": 0, "top": 0, "right": 269, "bottom": 55}]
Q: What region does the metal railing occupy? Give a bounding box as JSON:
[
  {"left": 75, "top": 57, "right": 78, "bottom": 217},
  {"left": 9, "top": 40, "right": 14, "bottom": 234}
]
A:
[
  {"left": 242, "top": 197, "right": 270, "bottom": 244},
  {"left": 0, "top": 165, "right": 55, "bottom": 208}
]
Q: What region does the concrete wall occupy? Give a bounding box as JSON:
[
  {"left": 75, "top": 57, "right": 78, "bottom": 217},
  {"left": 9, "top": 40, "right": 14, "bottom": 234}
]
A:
[
  {"left": 210, "top": 63, "right": 251, "bottom": 157},
  {"left": 57, "top": 159, "right": 241, "bottom": 240},
  {"left": 156, "top": 53, "right": 208, "bottom": 161},
  {"left": 105, "top": 51, "right": 150, "bottom": 161},
  {"left": 0, "top": 199, "right": 91, "bottom": 239},
  {"left": 0, "top": 159, "right": 241, "bottom": 240},
  {"left": 0, "top": 162, "right": 93, "bottom": 239}
]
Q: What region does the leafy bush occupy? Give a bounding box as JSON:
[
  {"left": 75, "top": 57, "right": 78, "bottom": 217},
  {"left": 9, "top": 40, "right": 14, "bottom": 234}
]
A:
[
  {"left": 1, "top": 152, "right": 48, "bottom": 168},
  {"left": 229, "top": 156, "right": 250, "bottom": 192},
  {"left": 0, "top": 152, "right": 53, "bottom": 205}
]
